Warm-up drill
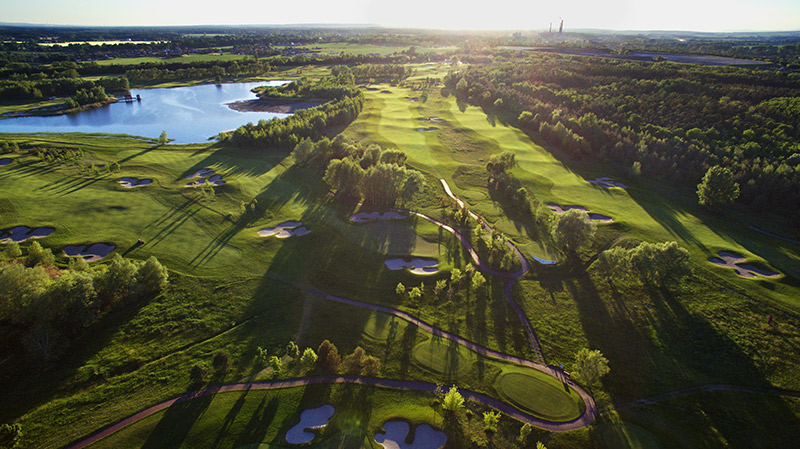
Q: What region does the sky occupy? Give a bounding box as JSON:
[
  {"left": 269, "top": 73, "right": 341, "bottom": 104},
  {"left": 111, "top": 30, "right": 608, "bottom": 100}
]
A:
[{"left": 2, "top": 0, "right": 799, "bottom": 32}]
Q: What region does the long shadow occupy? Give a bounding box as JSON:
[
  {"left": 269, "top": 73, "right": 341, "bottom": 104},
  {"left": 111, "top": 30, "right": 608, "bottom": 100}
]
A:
[
  {"left": 141, "top": 386, "right": 217, "bottom": 449},
  {"left": 210, "top": 388, "right": 251, "bottom": 449},
  {"left": 231, "top": 396, "right": 280, "bottom": 448},
  {"left": 626, "top": 186, "right": 706, "bottom": 252},
  {"left": 568, "top": 273, "right": 800, "bottom": 446}
]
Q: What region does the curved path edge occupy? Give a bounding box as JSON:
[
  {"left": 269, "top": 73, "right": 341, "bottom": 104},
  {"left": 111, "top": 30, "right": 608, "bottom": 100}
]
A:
[
  {"left": 607, "top": 383, "right": 800, "bottom": 412},
  {"left": 64, "top": 375, "right": 592, "bottom": 449}
]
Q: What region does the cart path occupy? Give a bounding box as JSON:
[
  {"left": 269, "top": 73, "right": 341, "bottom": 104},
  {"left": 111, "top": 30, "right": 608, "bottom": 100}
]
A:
[
  {"left": 608, "top": 383, "right": 800, "bottom": 412},
  {"left": 64, "top": 374, "right": 595, "bottom": 449}
]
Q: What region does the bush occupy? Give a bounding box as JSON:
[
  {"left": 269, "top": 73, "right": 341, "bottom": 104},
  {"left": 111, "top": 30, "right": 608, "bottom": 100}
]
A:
[
  {"left": 0, "top": 423, "right": 22, "bottom": 449},
  {"left": 26, "top": 241, "right": 54, "bottom": 267},
  {"left": 212, "top": 350, "right": 231, "bottom": 375},
  {"left": 189, "top": 362, "right": 210, "bottom": 384}
]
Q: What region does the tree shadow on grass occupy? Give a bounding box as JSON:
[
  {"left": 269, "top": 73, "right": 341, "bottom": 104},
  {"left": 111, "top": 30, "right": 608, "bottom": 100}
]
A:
[
  {"left": 567, "top": 273, "right": 800, "bottom": 446},
  {"left": 231, "top": 396, "right": 281, "bottom": 448},
  {"left": 140, "top": 385, "right": 217, "bottom": 449}
]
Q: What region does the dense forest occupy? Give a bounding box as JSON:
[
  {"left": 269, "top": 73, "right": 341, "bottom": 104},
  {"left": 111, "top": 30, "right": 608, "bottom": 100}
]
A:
[{"left": 444, "top": 53, "right": 800, "bottom": 222}]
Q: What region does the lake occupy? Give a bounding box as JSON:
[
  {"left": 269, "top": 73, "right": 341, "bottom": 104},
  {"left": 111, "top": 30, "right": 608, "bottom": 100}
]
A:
[{"left": 0, "top": 81, "right": 291, "bottom": 144}]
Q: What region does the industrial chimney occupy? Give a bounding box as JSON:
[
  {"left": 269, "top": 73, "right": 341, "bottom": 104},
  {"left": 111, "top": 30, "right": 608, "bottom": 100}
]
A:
[{"left": 559, "top": 19, "right": 563, "bottom": 33}]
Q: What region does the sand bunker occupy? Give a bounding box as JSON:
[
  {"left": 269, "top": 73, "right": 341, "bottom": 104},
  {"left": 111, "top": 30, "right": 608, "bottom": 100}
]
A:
[
  {"left": 185, "top": 169, "right": 226, "bottom": 187},
  {"left": 350, "top": 211, "right": 409, "bottom": 223},
  {"left": 381, "top": 90, "right": 392, "bottom": 94},
  {"left": 0, "top": 226, "right": 55, "bottom": 243},
  {"left": 405, "top": 97, "right": 420, "bottom": 102},
  {"left": 708, "top": 251, "right": 780, "bottom": 279},
  {"left": 0, "top": 158, "right": 11, "bottom": 166},
  {"left": 547, "top": 204, "right": 587, "bottom": 214},
  {"left": 548, "top": 204, "right": 613, "bottom": 223},
  {"left": 64, "top": 243, "right": 115, "bottom": 262},
  {"left": 587, "top": 177, "right": 627, "bottom": 189},
  {"left": 119, "top": 177, "right": 153, "bottom": 188},
  {"left": 375, "top": 421, "right": 447, "bottom": 449},
  {"left": 385, "top": 257, "right": 439, "bottom": 275},
  {"left": 285, "top": 404, "right": 335, "bottom": 445},
  {"left": 258, "top": 221, "right": 310, "bottom": 238},
  {"left": 416, "top": 127, "right": 438, "bottom": 132}
]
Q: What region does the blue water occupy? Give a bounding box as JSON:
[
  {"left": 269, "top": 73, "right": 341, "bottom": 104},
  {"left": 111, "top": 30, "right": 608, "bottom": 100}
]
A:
[{"left": 0, "top": 80, "right": 290, "bottom": 144}]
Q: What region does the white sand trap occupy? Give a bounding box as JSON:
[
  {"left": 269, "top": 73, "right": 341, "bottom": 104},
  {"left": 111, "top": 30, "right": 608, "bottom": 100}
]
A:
[
  {"left": 186, "top": 168, "right": 215, "bottom": 179},
  {"left": 285, "top": 404, "right": 335, "bottom": 445},
  {"left": 588, "top": 213, "right": 614, "bottom": 223},
  {"left": 119, "top": 177, "right": 153, "bottom": 188},
  {"left": 708, "top": 251, "right": 780, "bottom": 279},
  {"left": 0, "top": 158, "right": 11, "bottom": 166},
  {"left": 206, "top": 174, "right": 226, "bottom": 186},
  {"left": 548, "top": 204, "right": 614, "bottom": 223},
  {"left": 375, "top": 421, "right": 447, "bottom": 449},
  {"left": 350, "top": 211, "right": 409, "bottom": 223},
  {"left": 385, "top": 257, "right": 439, "bottom": 275},
  {"left": 547, "top": 204, "right": 587, "bottom": 214},
  {"left": 64, "top": 243, "right": 115, "bottom": 262},
  {"left": 0, "top": 226, "right": 55, "bottom": 243},
  {"left": 258, "top": 221, "right": 309, "bottom": 238},
  {"left": 416, "top": 127, "right": 438, "bottom": 132},
  {"left": 587, "top": 177, "right": 627, "bottom": 189},
  {"left": 185, "top": 169, "right": 225, "bottom": 187}
]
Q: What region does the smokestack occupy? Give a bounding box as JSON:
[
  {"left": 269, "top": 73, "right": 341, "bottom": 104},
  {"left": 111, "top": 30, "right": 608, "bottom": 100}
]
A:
[
  {"left": 549, "top": 22, "right": 552, "bottom": 33},
  {"left": 559, "top": 19, "right": 563, "bottom": 33}
]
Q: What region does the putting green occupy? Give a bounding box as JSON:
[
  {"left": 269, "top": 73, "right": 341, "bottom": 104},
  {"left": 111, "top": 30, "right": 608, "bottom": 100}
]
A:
[
  {"left": 598, "top": 422, "right": 663, "bottom": 449},
  {"left": 494, "top": 371, "right": 583, "bottom": 422},
  {"left": 363, "top": 311, "right": 407, "bottom": 341},
  {"left": 412, "top": 339, "right": 474, "bottom": 375}
]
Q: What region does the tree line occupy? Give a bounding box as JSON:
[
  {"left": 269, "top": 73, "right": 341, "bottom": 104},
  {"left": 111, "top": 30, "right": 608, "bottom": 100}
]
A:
[
  {"left": 444, "top": 53, "right": 800, "bottom": 225},
  {"left": 224, "top": 73, "right": 364, "bottom": 149},
  {"left": 0, "top": 243, "right": 169, "bottom": 364}
]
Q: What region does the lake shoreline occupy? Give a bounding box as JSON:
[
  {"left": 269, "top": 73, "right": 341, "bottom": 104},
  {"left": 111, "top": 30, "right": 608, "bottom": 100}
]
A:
[{"left": 227, "top": 98, "right": 327, "bottom": 113}]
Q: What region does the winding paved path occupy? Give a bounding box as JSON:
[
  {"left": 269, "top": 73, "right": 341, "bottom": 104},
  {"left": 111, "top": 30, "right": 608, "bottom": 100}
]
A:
[
  {"left": 64, "top": 374, "right": 594, "bottom": 449},
  {"left": 65, "top": 180, "right": 588, "bottom": 448},
  {"left": 608, "top": 384, "right": 800, "bottom": 412}
]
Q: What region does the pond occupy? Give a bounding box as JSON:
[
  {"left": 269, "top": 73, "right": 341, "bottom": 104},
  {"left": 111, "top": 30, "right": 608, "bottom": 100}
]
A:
[{"left": 0, "top": 80, "right": 291, "bottom": 144}]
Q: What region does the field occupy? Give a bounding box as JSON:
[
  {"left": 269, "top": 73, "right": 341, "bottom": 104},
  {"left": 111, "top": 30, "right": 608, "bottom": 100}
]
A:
[{"left": 1, "top": 56, "right": 800, "bottom": 449}]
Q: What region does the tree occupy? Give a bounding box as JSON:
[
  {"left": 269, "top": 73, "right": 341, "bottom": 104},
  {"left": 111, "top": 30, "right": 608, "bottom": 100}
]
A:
[
  {"left": 470, "top": 271, "right": 486, "bottom": 292},
  {"left": 254, "top": 346, "right": 270, "bottom": 367},
  {"left": 483, "top": 410, "right": 501, "bottom": 432},
  {"left": 137, "top": 256, "right": 168, "bottom": 295},
  {"left": 361, "top": 355, "right": 381, "bottom": 376},
  {"left": 343, "top": 346, "right": 367, "bottom": 374},
  {"left": 26, "top": 241, "right": 54, "bottom": 267},
  {"left": 573, "top": 348, "right": 610, "bottom": 387},
  {"left": 407, "top": 286, "right": 422, "bottom": 304},
  {"left": 0, "top": 423, "right": 22, "bottom": 449},
  {"left": 4, "top": 242, "right": 21, "bottom": 259},
  {"left": 189, "top": 362, "right": 210, "bottom": 384},
  {"left": 518, "top": 423, "right": 532, "bottom": 444},
  {"left": 697, "top": 165, "right": 739, "bottom": 210},
  {"left": 433, "top": 279, "right": 447, "bottom": 298},
  {"left": 301, "top": 347, "right": 318, "bottom": 371},
  {"left": 317, "top": 340, "right": 341, "bottom": 373},
  {"left": 96, "top": 254, "right": 138, "bottom": 305},
  {"left": 286, "top": 340, "right": 300, "bottom": 360},
  {"left": 551, "top": 209, "right": 596, "bottom": 260},
  {"left": 269, "top": 355, "right": 283, "bottom": 376},
  {"left": 395, "top": 282, "right": 406, "bottom": 298},
  {"left": 292, "top": 138, "right": 316, "bottom": 166},
  {"left": 486, "top": 151, "right": 516, "bottom": 175},
  {"left": 537, "top": 442, "right": 548, "bottom": 449},
  {"left": 323, "top": 158, "right": 364, "bottom": 198},
  {"left": 212, "top": 350, "right": 231, "bottom": 375},
  {"left": 159, "top": 130, "right": 168, "bottom": 145},
  {"left": 441, "top": 386, "right": 465, "bottom": 412}
]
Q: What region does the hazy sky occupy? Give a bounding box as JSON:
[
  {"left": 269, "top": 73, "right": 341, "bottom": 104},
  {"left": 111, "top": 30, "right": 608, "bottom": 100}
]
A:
[{"left": 3, "top": 0, "right": 799, "bottom": 31}]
